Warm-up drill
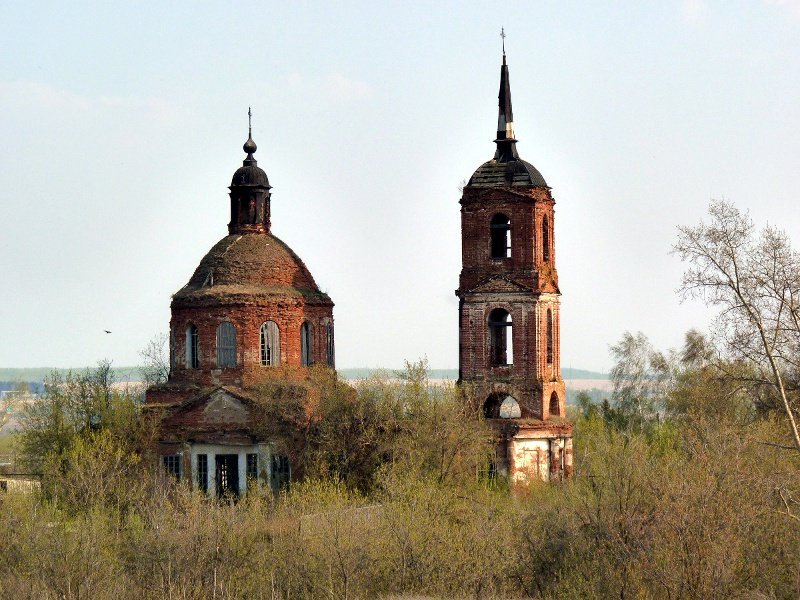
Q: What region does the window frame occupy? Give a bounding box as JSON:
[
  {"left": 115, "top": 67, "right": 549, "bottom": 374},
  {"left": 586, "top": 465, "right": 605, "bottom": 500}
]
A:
[
  {"left": 490, "top": 213, "right": 512, "bottom": 259},
  {"left": 488, "top": 308, "right": 513, "bottom": 366},
  {"left": 300, "top": 321, "right": 312, "bottom": 367},
  {"left": 542, "top": 215, "right": 551, "bottom": 263},
  {"left": 260, "top": 321, "right": 280, "bottom": 367},
  {"left": 163, "top": 454, "right": 182, "bottom": 480},
  {"left": 186, "top": 324, "right": 199, "bottom": 369},
  {"left": 216, "top": 321, "right": 237, "bottom": 368}
]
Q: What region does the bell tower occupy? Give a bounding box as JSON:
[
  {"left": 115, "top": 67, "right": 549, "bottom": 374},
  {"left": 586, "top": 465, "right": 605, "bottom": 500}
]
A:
[{"left": 456, "top": 47, "right": 572, "bottom": 483}]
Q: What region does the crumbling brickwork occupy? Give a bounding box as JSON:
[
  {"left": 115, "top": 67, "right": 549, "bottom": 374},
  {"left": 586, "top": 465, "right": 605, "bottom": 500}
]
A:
[
  {"left": 146, "top": 131, "right": 334, "bottom": 407},
  {"left": 456, "top": 51, "right": 572, "bottom": 483}
]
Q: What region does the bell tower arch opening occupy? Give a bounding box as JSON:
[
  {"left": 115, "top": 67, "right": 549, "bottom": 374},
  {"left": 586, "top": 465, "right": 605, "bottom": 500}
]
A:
[{"left": 490, "top": 213, "right": 511, "bottom": 258}]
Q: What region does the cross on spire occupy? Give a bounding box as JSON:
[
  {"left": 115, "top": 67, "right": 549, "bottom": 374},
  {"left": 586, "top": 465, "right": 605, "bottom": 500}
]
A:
[{"left": 500, "top": 27, "right": 506, "bottom": 55}]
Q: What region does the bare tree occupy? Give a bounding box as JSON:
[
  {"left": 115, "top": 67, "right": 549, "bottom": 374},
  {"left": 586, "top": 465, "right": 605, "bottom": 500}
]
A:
[
  {"left": 139, "top": 333, "right": 170, "bottom": 387},
  {"left": 674, "top": 199, "right": 800, "bottom": 452}
]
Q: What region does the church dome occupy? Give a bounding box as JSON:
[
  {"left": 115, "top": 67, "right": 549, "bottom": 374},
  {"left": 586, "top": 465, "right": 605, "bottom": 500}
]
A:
[
  {"left": 230, "top": 134, "right": 270, "bottom": 188},
  {"left": 172, "top": 233, "right": 331, "bottom": 308},
  {"left": 468, "top": 158, "right": 547, "bottom": 188},
  {"left": 231, "top": 163, "right": 270, "bottom": 187}
]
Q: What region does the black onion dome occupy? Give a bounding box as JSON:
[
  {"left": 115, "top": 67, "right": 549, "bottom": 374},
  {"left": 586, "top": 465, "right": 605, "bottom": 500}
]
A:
[
  {"left": 468, "top": 158, "right": 547, "bottom": 188},
  {"left": 230, "top": 134, "right": 271, "bottom": 188},
  {"left": 231, "top": 163, "right": 270, "bottom": 187}
]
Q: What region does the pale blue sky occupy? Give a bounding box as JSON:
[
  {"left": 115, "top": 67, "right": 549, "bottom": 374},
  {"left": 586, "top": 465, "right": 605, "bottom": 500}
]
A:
[{"left": 2, "top": 1, "right": 799, "bottom": 371}]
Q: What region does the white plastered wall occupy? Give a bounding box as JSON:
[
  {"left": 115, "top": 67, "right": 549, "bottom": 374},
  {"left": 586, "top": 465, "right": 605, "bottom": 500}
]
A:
[{"left": 188, "top": 442, "right": 273, "bottom": 495}]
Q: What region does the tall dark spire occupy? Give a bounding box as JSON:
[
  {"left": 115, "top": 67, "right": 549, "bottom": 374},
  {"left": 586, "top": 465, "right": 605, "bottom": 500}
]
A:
[{"left": 494, "top": 39, "right": 519, "bottom": 162}]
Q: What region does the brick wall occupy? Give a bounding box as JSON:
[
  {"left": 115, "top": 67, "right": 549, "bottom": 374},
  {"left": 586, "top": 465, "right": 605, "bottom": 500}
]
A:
[
  {"left": 167, "top": 301, "right": 334, "bottom": 389},
  {"left": 456, "top": 184, "right": 565, "bottom": 420}
]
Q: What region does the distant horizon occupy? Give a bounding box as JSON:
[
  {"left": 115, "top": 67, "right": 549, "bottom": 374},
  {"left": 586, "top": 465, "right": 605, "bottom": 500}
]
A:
[{"left": 0, "top": 365, "right": 610, "bottom": 383}]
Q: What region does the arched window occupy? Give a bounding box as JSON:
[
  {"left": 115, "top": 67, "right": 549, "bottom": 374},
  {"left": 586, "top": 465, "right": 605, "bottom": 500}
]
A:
[
  {"left": 216, "top": 322, "right": 237, "bottom": 368},
  {"left": 549, "top": 391, "right": 560, "bottom": 417},
  {"left": 260, "top": 321, "right": 280, "bottom": 366},
  {"left": 542, "top": 215, "right": 550, "bottom": 262},
  {"left": 186, "top": 324, "right": 199, "bottom": 369},
  {"left": 489, "top": 308, "right": 513, "bottom": 365},
  {"left": 484, "top": 393, "right": 521, "bottom": 419},
  {"left": 326, "top": 323, "right": 335, "bottom": 367},
  {"left": 490, "top": 213, "right": 511, "bottom": 258},
  {"left": 546, "top": 309, "right": 554, "bottom": 365},
  {"left": 499, "top": 395, "right": 522, "bottom": 418},
  {"left": 300, "top": 322, "right": 312, "bottom": 367}
]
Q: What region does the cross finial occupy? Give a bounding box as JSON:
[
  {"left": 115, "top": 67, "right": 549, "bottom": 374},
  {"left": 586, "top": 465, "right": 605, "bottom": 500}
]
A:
[
  {"left": 500, "top": 27, "right": 506, "bottom": 55},
  {"left": 248, "top": 106, "right": 252, "bottom": 137}
]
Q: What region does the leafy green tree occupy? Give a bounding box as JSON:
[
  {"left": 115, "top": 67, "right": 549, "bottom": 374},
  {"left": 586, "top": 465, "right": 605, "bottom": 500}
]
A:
[
  {"left": 608, "top": 331, "right": 675, "bottom": 429},
  {"left": 17, "top": 361, "right": 146, "bottom": 473}
]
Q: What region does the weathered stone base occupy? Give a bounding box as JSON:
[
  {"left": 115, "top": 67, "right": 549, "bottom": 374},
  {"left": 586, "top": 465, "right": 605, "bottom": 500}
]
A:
[{"left": 488, "top": 418, "right": 573, "bottom": 484}]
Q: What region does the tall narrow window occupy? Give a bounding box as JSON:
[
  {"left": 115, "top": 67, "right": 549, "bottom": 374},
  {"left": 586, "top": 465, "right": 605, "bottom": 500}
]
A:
[
  {"left": 197, "top": 454, "right": 208, "bottom": 492},
  {"left": 163, "top": 455, "right": 181, "bottom": 480},
  {"left": 216, "top": 322, "right": 237, "bottom": 368},
  {"left": 546, "top": 309, "right": 554, "bottom": 365},
  {"left": 490, "top": 214, "right": 511, "bottom": 258},
  {"left": 186, "top": 324, "right": 199, "bottom": 369},
  {"left": 272, "top": 455, "right": 291, "bottom": 490},
  {"left": 260, "top": 321, "right": 280, "bottom": 366},
  {"left": 300, "top": 322, "right": 312, "bottom": 366},
  {"left": 549, "top": 392, "right": 560, "bottom": 417},
  {"left": 489, "top": 308, "right": 513, "bottom": 365},
  {"left": 246, "top": 453, "right": 258, "bottom": 481},
  {"left": 542, "top": 215, "right": 551, "bottom": 262},
  {"left": 326, "top": 323, "right": 335, "bottom": 367}
]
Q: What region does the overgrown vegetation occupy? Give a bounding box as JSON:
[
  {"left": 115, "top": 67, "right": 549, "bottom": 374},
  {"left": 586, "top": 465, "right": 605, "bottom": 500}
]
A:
[
  {"left": 1, "top": 354, "right": 798, "bottom": 599},
  {"left": 2, "top": 199, "right": 799, "bottom": 598}
]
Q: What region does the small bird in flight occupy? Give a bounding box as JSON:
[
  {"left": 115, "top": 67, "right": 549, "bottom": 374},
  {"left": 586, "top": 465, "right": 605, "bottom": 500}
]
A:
[{"left": 104, "top": 330, "right": 112, "bottom": 334}]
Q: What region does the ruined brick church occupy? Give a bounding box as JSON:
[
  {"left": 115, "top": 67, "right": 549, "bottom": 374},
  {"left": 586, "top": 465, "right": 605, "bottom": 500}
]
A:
[
  {"left": 457, "top": 51, "right": 573, "bottom": 482},
  {"left": 146, "top": 50, "right": 572, "bottom": 495}
]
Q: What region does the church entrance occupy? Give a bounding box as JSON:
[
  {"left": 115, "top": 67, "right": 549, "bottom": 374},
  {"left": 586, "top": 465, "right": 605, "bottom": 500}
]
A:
[{"left": 215, "top": 454, "right": 239, "bottom": 498}]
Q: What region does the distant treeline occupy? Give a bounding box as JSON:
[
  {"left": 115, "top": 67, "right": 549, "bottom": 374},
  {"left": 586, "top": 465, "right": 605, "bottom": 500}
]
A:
[
  {"left": 565, "top": 387, "right": 607, "bottom": 405},
  {"left": 338, "top": 366, "right": 609, "bottom": 381},
  {"left": 0, "top": 367, "right": 144, "bottom": 386},
  {"left": 0, "top": 366, "right": 609, "bottom": 387}
]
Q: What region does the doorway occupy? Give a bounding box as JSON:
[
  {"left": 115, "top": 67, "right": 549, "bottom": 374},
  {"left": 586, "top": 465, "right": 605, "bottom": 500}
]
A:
[{"left": 215, "top": 454, "right": 239, "bottom": 498}]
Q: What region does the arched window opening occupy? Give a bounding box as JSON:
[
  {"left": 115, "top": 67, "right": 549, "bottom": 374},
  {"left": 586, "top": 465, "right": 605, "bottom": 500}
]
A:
[
  {"left": 489, "top": 308, "right": 513, "bottom": 365},
  {"left": 542, "top": 215, "right": 551, "bottom": 262},
  {"left": 300, "top": 322, "right": 312, "bottom": 367},
  {"left": 549, "top": 391, "right": 560, "bottom": 417},
  {"left": 484, "top": 393, "right": 520, "bottom": 419},
  {"left": 499, "top": 395, "right": 522, "bottom": 418},
  {"left": 546, "top": 309, "right": 554, "bottom": 365},
  {"left": 216, "top": 322, "right": 237, "bottom": 368},
  {"left": 326, "top": 323, "right": 335, "bottom": 367},
  {"left": 490, "top": 214, "right": 511, "bottom": 259},
  {"left": 186, "top": 324, "right": 199, "bottom": 369},
  {"left": 260, "top": 321, "right": 280, "bottom": 366}
]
